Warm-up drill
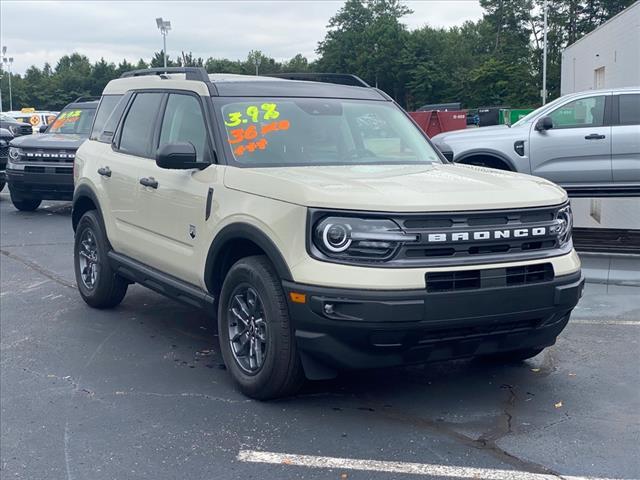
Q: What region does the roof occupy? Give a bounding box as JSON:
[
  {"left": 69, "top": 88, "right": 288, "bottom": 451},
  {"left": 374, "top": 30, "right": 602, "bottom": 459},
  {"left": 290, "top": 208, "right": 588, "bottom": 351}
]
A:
[
  {"left": 104, "top": 68, "right": 388, "bottom": 101},
  {"left": 64, "top": 100, "right": 99, "bottom": 109}
]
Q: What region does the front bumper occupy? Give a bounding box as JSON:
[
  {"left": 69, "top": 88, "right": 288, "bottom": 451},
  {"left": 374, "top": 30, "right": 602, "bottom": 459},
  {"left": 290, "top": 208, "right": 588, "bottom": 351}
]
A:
[
  {"left": 6, "top": 167, "right": 74, "bottom": 200},
  {"left": 284, "top": 270, "right": 584, "bottom": 379}
]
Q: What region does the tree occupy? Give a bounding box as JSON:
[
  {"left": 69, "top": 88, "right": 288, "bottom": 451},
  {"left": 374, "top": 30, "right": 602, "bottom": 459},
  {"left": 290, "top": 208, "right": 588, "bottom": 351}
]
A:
[{"left": 316, "top": 0, "right": 412, "bottom": 102}]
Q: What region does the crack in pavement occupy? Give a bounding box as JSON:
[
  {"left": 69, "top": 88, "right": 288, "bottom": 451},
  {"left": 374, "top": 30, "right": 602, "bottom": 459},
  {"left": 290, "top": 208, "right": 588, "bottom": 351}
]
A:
[{"left": 1, "top": 249, "right": 76, "bottom": 289}]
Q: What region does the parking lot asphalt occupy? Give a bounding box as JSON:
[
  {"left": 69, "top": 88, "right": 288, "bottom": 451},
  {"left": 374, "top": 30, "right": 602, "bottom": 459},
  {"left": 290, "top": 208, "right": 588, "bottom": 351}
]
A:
[{"left": 1, "top": 192, "right": 639, "bottom": 480}]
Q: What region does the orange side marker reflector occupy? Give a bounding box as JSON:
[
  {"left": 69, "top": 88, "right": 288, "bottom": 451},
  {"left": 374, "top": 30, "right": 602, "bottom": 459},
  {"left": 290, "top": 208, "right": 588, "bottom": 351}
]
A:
[{"left": 289, "top": 292, "right": 307, "bottom": 304}]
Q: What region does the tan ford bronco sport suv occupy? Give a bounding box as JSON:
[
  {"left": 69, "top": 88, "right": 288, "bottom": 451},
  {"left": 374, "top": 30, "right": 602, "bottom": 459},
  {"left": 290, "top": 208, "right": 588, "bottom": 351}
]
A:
[{"left": 72, "top": 68, "right": 584, "bottom": 399}]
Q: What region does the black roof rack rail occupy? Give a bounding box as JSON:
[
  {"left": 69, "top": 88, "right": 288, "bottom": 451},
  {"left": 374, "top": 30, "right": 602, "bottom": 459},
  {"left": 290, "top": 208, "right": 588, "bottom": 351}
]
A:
[
  {"left": 120, "top": 67, "right": 210, "bottom": 82},
  {"left": 119, "top": 67, "right": 217, "bottom": 95},
  {"left": 267, "top": 73, "right": 371, "bottom": 88},
  {"left": 73, "top": 96, "right": 101, "bottom": 103}
]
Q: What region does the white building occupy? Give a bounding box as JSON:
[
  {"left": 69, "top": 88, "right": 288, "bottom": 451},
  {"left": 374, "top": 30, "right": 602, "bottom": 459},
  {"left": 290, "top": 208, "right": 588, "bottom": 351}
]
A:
[{"left": 561, "top": 1, "right": 640, "bottom": 95}]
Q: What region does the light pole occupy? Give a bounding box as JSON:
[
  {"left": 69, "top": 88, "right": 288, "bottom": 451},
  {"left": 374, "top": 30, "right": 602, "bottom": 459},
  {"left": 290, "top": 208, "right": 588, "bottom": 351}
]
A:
[
  {"left": 541, "top": 0, "right": 548, "bottom": 105},
  {"left": 2, "top": 46, "right": 13, "bottom": 111},
  {"left": 155, "top": 17, "right": 171, "bottom": 69}
]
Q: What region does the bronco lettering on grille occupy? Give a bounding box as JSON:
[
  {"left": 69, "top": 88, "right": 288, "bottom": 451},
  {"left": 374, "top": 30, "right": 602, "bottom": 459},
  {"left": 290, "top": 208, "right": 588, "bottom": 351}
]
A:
[{"left": 426, "top": 227, "right": 547, "bottom": 243}]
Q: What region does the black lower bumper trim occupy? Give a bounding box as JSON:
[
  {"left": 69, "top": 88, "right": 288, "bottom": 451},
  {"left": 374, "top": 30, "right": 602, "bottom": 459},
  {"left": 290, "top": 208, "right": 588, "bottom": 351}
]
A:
[
  {"left": 7, "top": 168, "right": 73, "bottom": 200},
  {"left": 283, "top": 271, "right": 584, "bottom": 378}
]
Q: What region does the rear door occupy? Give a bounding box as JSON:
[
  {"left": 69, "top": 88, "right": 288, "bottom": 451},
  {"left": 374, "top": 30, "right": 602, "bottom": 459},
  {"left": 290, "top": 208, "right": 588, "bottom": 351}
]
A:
[
  {"left": 107, "top": 92, "right": 165, "bottom": 259},
  {"left": 612, "top": 92, "right": 640, "bottom": 183},
  {"left": 134, "top": 91, "right": 217, "bottom": 284},
  {"left": 529, "top": 93, "right": 612, "bottom": 185}
]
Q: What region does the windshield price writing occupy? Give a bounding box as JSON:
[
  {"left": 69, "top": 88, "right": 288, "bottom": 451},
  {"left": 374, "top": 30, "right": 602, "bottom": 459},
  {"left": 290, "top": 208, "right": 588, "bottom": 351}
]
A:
[{"left": 224, "top": 103, "right": 280, "bottom": 127}]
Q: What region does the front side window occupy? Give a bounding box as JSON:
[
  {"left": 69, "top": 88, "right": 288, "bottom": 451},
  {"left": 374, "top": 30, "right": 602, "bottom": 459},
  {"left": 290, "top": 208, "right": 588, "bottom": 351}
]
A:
[
  {"left": 549, "top": 96, "right": 606, "bottom": 129},
  {"left": 159, "top": 94, "right": 208, "bottom": 162},
  {"left": 48, "top": 108, "right": 97, "bottom": 135},
  {"left": 90, "top": 95, "right": 124, "bottom": 141},
  {"left": 216, "top": 98, "right": 441, "bottom": 167},
  {"left": 618, "top": 94, "right": 640, "bottom": 126},
  {"left": 118, "top": 93, "right": 163, "bottom": 157}
]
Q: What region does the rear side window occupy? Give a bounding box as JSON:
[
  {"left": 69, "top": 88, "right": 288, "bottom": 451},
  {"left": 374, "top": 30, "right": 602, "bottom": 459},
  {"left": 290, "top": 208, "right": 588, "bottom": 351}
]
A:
[
  {"left": 159, "top": 94, "right": 208, "bottom": 162},
  {"left": 118, "top": 93, "right": 163, "bottom": 157},
  {"left": 90, "top": 95, "right": 124, "bottom": 141},
  {"left": 618, "top": 94, "right": 640, "bottom": 126}
]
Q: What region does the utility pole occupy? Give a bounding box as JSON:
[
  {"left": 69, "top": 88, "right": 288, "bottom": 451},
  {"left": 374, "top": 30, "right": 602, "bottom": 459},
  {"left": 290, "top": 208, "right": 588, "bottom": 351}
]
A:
[
  {"left": 155, "top": 18, "right": 171, "bottom": 69},
  {"left": 2, "top": 46, "right": 14, "bottom": 111},
  {"left": 542, "top": 0, "right": 548, "bottom": 105}
]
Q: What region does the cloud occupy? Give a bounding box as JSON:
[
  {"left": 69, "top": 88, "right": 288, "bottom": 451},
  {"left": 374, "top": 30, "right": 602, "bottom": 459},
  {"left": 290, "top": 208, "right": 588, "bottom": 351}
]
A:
[{"left": 0, "top": 0, "right": 483, "bottom": 74}]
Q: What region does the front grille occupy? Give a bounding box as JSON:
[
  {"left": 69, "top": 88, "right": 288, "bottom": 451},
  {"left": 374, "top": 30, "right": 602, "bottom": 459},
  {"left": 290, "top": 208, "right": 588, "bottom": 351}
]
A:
[
  {"left": 395, "top": 205, "right": 564, "bottom": 266},
  {"left": 21, "top": 149, "right": 75, "bottom": 163},
  {"left": 0, "top": 145, "right": 8, "bottom": 158},
  {"left": 426, "top": 263, "right": 553, "bottom": 292}
]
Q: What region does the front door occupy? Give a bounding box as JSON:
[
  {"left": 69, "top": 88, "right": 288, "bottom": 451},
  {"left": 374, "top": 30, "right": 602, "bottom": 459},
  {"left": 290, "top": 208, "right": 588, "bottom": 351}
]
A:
[
  {"left": 135, "top": 92, "right": 218, "bottom": 285},
  {"left": 529, "top": 94, "right": 612, "bottom": 186}
]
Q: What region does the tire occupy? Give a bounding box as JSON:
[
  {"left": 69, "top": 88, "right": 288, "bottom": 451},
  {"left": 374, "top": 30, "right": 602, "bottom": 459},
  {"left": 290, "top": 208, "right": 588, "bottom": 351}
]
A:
[
  {"left": 0, "top": 180, "right": 5, "bottom": 192},
  {"left": 10, "top": 194, "right": 42, "bottom": 211},
  {"left": 480, "top": 347, "right": 545, "bottom": 363},
  {"left": 74, "top": 210, "right": 128, "bottom": 309},
  {"left": 218, "top": 255, "right": 303, "bottom": 400}
]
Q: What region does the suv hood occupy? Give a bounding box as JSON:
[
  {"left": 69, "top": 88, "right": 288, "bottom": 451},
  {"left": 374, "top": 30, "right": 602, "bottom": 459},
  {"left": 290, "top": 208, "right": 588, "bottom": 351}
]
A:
[
  {"left": 10, "top": 133, "right": 86, "bottom": 150},
  {"left": 224, "top": 163, "right": 566, "bottom": 212},
  {"left": 431, "top": 124, "right": 530, "bottom": 145}
]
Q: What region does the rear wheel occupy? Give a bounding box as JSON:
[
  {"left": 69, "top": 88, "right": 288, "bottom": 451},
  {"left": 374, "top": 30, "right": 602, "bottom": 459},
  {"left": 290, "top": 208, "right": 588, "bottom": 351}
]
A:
[
  {"left": 480, "top": 347, "right": 545, "bottom": 363},
  {"left": 218, "top": 255, "right": 303, "bottom": 400},
  {"left": 10, "top": 192, "right": 41, "bottom": 211},
  {"left": 74, "top": 210, "right": 128, "bottom": 309}
]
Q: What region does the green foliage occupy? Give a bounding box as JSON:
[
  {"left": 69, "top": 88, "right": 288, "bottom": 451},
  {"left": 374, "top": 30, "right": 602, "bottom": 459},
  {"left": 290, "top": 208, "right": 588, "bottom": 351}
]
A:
[{"left": 0, "top": 0, "right": 634, "bottom": 112}]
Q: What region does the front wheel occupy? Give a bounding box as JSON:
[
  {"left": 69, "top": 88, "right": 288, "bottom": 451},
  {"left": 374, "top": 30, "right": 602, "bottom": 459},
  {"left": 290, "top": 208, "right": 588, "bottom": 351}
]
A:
[
  {"left": 218, "top": 255, "right": 303, "bottom": 400},
  {"left": 74, "top": 210, "right": 128, "bottom": 309},
  {"left": 10, "top": 193, "right": 41, "bottom": 211}
]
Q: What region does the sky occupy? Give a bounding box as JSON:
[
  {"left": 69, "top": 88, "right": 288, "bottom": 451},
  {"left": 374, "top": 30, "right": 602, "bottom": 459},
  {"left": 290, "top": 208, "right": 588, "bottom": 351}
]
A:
[{"left": 0, "top": 1, "right": 484, "bottom": 74}]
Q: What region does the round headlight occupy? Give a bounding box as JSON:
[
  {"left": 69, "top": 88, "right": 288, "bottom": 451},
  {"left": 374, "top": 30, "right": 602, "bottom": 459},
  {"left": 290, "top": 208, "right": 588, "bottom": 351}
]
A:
[
  {"left": 322, "top": 222, "right": 352, "bottom": 252},
  {"left": 556, "top": 205, "right": 573, "bottom": 245},
  {"left": 9, "top": 147, "right": 20, "bottom": 160}
]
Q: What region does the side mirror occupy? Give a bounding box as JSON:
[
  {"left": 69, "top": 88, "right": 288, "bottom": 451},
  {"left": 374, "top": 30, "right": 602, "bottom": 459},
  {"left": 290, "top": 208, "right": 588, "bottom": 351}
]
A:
[
  {"left": 156, "top": 142, "right": 203, "bottom": 170},
  {"left": 39, "top": 125, "right": 48, "bottom": 133},
  {"left": 535, "top": 116, "right": 553, "bottom": 131}
]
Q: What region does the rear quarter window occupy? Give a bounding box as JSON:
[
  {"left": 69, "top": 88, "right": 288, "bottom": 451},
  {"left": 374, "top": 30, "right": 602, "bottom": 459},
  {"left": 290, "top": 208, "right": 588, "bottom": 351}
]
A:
[{"left": 91, "top": 95, "right": 125, "bottom": 142}]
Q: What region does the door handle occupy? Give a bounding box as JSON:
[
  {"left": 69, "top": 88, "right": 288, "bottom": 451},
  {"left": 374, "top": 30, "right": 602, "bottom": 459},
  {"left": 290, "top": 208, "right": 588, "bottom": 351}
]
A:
[
  {"left": 139, "top": 177, "right": 158, "bottom": 189},
  {"left": 97, "top": 166, "right": 112, "bottom": 177},
  {"left": 585, "top": 134, "right": 606, "bottom": 140}
]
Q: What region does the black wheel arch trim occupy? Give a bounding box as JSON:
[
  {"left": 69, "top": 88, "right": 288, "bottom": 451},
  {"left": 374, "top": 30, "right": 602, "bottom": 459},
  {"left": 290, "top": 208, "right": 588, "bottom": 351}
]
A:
[
  {"left": 72, "top": 184, "right": 104, "bottom": 232},
  {"left": 204, "top": 222, "right": 293, "bottom": 293},
  {"left": 455, "top": 150, "right": 517, "bottom": 171}
]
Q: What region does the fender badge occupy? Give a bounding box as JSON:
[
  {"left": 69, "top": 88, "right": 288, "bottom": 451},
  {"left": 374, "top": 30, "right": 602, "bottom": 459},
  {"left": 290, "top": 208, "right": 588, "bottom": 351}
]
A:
[{"left": 189, "top": 224, "right": 196, "bottom": 239}]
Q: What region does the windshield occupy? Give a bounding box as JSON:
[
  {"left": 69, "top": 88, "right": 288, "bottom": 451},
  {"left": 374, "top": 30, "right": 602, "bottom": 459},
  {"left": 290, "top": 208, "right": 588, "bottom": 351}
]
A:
[
  {"left": 511, "top": 96, "right": 568, "bottom": 127},
  {"left": 48, "top": 108, "right": 96, "bottom": 135},
  {"left": 216, "top": 98, "right": 442, "bottom": 167}
]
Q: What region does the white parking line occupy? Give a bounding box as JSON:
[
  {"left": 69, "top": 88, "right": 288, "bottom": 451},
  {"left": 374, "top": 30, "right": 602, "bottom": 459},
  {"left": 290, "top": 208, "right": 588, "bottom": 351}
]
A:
[
  {"left": 237, "top": 450, "right": 631, "bottom": 480},
  {"left": 572, "top": 320, "right": 640, "bottom": 326}
]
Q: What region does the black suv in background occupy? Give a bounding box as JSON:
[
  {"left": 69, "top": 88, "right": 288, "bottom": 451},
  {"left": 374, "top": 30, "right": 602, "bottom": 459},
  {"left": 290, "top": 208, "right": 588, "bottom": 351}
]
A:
[
  {"left": 7, "top": 98, "right": 98, "bottom": 211},
  {"left": 0, "top": 113, "right": 33, "bottom": 137},
  {"left": 0, "top": 127, "right": 14, "bottom": 191}
]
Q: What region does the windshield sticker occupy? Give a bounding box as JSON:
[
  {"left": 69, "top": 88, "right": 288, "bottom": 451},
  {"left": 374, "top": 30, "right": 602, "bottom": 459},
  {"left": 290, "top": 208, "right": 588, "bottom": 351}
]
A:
[
  {"left": 224, "top": 101, "right": 291, "bottom": 158},
  {"left": 51, "top": 110, "right": 82, "bottom": 129},
  {"left": 224, "top": 103, "right": 280, "bottom": 127}
]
